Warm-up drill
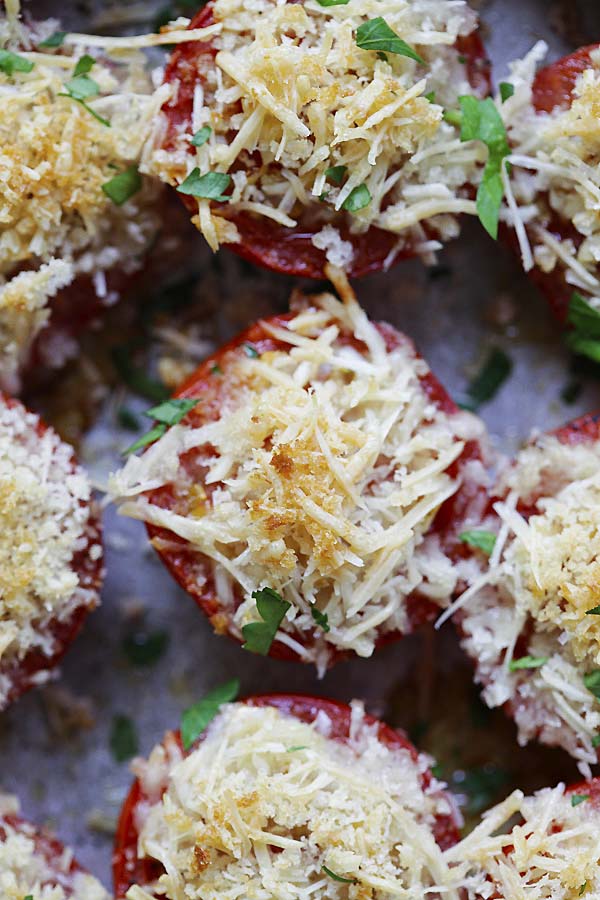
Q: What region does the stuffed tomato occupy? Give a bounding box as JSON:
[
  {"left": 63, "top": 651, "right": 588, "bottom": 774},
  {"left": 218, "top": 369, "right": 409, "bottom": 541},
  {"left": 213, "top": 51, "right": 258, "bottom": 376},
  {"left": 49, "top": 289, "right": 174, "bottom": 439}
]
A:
[
  {"left": 0, "top": 394, "right": 103, "bottom": 709},
  {"left": 148, "top": 0, "right": 490, "bottom": 277},
  {"left": 447, "top": 411, "right": 600, "bottom": 768},
  {"left": 113, "top": 692, "right": 461, "bottom": 898},
  {"left": 109, "top": 272, "right": 488, "bottom": 671}
]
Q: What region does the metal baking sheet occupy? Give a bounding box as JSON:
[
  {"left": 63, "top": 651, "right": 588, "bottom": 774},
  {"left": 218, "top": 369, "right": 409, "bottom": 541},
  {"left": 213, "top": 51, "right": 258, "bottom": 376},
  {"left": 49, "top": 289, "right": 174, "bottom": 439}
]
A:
[{"left": 2, "top": 0, "right": 600, "bottom": 889}]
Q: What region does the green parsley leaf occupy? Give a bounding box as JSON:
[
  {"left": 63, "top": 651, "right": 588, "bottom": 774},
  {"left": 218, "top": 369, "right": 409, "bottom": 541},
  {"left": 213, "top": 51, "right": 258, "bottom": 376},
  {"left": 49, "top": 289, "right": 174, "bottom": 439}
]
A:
[
  {"left": 73, "top": 54, "right": 96, "bottom": 76},
  {"left": 102, "top": 165, "right": 142, "bottom": 206},
  {"left": 242, "top": 587, "right": 291, "bottom": 655},
  {"left": 192, "top": 125, "right": 212, "bottom": 147},
  {"left": 580, "top": 883, "right": 588, "bottom": 897},
  {"left": 499, "top": 82, "right": 514, "bottom": 102},
  {"left": 123, "top": 423, "right": 167, "bottom": 456},
  {"left": 456, "top": 95, "right": 510, "bottom": 238},
  {"left": 342, "top": 183, "right": 371, "bottom": 212},
  {"left": 355, "top": 18, "right": 424, "bottom": 64},
  {"left": 123, "top": 399, "right": 198, "bottom": 455},
  {"left": 243, "top": 342, "right": 259, "bottom": 358},
  {"left": 424, "top": 90, "right": 436, "bottom": 103},
  {"left": 311, "top": 606, "right": 330, "bottom": 632},
  {"left": 39, "top": 31, "right": 67, "bottom": 48},
  {"left": 63, "top": 74, "right": 99, "bottom": 101},
  {"left": 566, "top": 292, "right": 600, "bottom": 363},
  {"left": 287, "top": 745, "right": 309, "bottom": 752},
  {"left": 584, "top": 669, "right": 600, "bottom": 700},
  {"left": 0, "top": 49, "right": 34, "bottom": 75},
  {"left": 459, "top": 530, "right": 496, "bottom": 556},
  {"left": 586, "top": 605, "right": 600, "bottom": 616},
  {"left": 210, "top": 363, "right": 222, "bottom": 375},
  {"left": 571, "top": 794, "right": 590, "bottom": 807},
  {"left": 177, "top": 168, "right": 231, "bottom": 201},
  {"left": 322, "top": 866, "right": 358, "bottom": 885},
  {"left": 181, "top": 679, "right": 240, "bottom": 750},
  {"left": 325, "top": 165, "right": 347, "bottom": 186},
  {"left": 110, "top": 714, "right": 138, "bottom": 762},
  {"left": 460, "top": 347, "right": 512, "bottom": 411},
  {"left": 315, "top": 0, "right": 350, "bottom": 6},
  {"left": 122, "top": 630, "right": 169, "bottom": 666},
  {"left": 508, "top": 655, "right": 549, "bottom": 672},
  {"left": 112, "top": 346, "right": 169, "bottom": 402},
  {"left": 117, "top": 407, "right": 140, "bottom": 431},
  {"left": 24, "top": 896, "right": 34, "bottom": 900},
  {"left": 592, "top": 733, "right": 600, "bottom": 748}
]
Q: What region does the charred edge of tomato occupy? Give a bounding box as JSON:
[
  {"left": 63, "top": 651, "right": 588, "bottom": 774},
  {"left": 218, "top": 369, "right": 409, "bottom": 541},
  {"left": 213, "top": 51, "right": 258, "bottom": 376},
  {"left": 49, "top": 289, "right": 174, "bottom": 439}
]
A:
[
  {"left": 143, "top": 314, "right": 483, "bottom": 662},
  {"left": 0, "top": 394, "right": 103, "bottom": 710},
  {"left": 161, "top": 6, "right": 491, "bottom": 278},
  {"left": 112, "top": 694, "right": 460, "bottom": 896}
]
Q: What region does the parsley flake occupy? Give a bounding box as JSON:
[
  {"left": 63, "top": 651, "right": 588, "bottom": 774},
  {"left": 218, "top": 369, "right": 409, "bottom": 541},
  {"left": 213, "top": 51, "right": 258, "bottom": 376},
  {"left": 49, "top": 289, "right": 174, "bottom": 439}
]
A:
[
  {"left": 210, "top": 363, "right": 223, "bottom": 375},
  {"left": 584, "top": 669, "right": 600, "bottom": 700},
  {"left": 424, "top": 90, "right": 436, "bottom": 103},
  {"left": 177, "top": 168, "right": 231, "bottom": 201},
  {"left": 342, "top": 183, "right": 371, "bottom": 212},
  {"left": 586, "top": 605, "right": 600, "bottom": 616},
  {"left": 593, "top": 733, "right": 600, "bottom": 748},
  {"left": 59, "top": 60, "right": 110, "bottom": 126},
  {"left": 192, "top": 125, "right": 212, "bottom": 147},
  {"left": 322, "top": 866, "right": 358, "bottom": 884},
  {"left": 110, "top": 714, "right": 138, "bottom": 762},
  {"left": 571, "top": 794, "right": 590, "bottom": 807},
  {"left": 181, "top": 679, "right": 240, "bottom": 750},
  {"left": 242, "top": 587, "right": 291, "bottom": 655},
  {"left": 499, "top": 82, "right": 514, "bottom": 102},
  {"left": 460, "top": 347, "right": 512, "bottom": 411},
  {"left": 124, "top": 398, "right": 199, "bottom": 455},
  {"left": 508, "top": 655, "right": 549, "bottom": 672},
  {"left": 39, "top": 31, "right": 67, "bottom": 48},
  {"left": 355, "top": 18, "right": 424, "bottom": 64},
  {"left": 122, "top": 630, "right": 169, "bottom": 666},
  {"left": 243, "top": 343, "right": 259, "bottom": 358},
  {"left": 311, "top": 606, "right": 330, "bottom": 632},
  {"left": 580, "top": 883, "right": 588, "bottom": 897},
  {"left": 316, "top": 0, "right": 350, "bottom": 6},
  {"left": 112, "top": 345, "right": 169, "bottom": 402},
  {"left": 287, "top": 745, "right": 309, "bottom": 752},
  {"left": 325, "top": 165, "right": 347, "bottom": 186},
  {"left": 458, "top": 95, "right": 510, "bottom": 238},
  {"left": 459, "top": 530, "right": 496, "bottom": 556},
  {"left": 73, "top": 54, "right": 96, "bottom": 76},
  {"left": 566, "top": 292, "right": 600, "bottom": 363},
  {"left": 0, "top": 49, "right": 34, "bottom": 75},
  {"left": 102, "top": 165, "right": 142, "bottom": 206}
]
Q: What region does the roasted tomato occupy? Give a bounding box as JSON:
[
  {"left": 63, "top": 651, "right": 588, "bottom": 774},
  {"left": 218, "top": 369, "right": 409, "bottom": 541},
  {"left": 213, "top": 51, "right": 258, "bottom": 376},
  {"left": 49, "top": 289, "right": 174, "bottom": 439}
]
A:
[
  {"left": 110, "top": 286, "right": 488, "bottom": 667},
  {"left": 0, "top": 394, "right": 103, "bottom": 709},
  {"left": 158, "top": 5, "right": 490, "bottom": 278},
  {"left": 113, "top": 693, "right": 461, "bottom": 897}
]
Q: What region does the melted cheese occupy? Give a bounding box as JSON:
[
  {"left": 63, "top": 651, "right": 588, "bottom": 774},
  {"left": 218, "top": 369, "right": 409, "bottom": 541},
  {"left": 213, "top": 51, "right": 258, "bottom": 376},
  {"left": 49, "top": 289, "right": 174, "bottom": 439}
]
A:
[
  {"left": 447, "top": 785, "right": 600, "bottom": 900},
  {"left": 499, "top": 44, "right": 600, "bottom": 302},
  {"left": 0, "top": 13, "right": 166, "bottom": 390},
  {"left": 0, "top": 398, "right": 101, "bottom": 709},
  {"left": 109, "top": 276, "right": 485, "bottom": 670},
  {"left": 147, "top": 0, "right": 486, "bottom": 256},
  {"left": 126, "top": 701, "right": 458, "bottom": 900},
  {"left": 454, "top": 434, "right": 600, "bottom": 769},
  {"left": 0, "top": 792, "right": 110, "bottom": 900}
]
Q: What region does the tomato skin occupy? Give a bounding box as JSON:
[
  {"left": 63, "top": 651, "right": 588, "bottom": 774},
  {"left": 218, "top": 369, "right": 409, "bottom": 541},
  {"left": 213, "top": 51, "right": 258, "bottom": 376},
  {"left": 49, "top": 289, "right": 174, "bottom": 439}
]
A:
[
  {"left": 161, "top": 6, "right": 490, "bottom": 278},
  {"left": 112, "top": 693, "right": 460, "bottom": 898},
  {"left": 0, "top": 394, "right": 103, "bottom": 709},
  {"left": 144, "top": 312, "right": 485, "bottom": 665}
]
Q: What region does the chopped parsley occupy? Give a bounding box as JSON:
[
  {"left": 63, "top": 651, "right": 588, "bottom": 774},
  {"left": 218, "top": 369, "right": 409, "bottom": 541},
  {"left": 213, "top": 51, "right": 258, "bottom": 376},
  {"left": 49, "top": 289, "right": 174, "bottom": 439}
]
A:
[
  {"left": 124, "top": 398, "right": 199, "bottom": 455},
  {"left": 192, "top": 125, "right": 212, "bottom": 147},
  {"left": 102, "top": 165, "right": 142, "bottom": 206},
  {"left": 566, "top": 292, "right": 600, "bottom": 363},
  {"left": 117, "top": 407, "right": 140, "bottom": 431},
  {"left": 325, "top": 165, "right": 347, "bottom": 186},
  {"left": 424, "top": 90, "right": 436, "bottom": 103},
  {"left": 316, "top": 0, "right": 350, "bottom": 6},
  {"left": 508, "top": 655, "right": 549, "bottom": 672},
  {"left": 571, "top": 793, "right": 590, "bottom": 807},
  {"left": 499, "top": 82, "right": 515, "bottom": 102},
  {"left": 59, "top": 56, "right": 110, "bottom": 126},
  {"left": 39, "top": 30, "right": 67, "bottom": 48},
  {"left": 287, "top": 745, "right": 309, "bottom": 752},
  {"left": 342, "top": 183, "right": 371, "bottom": 212},
  {"left": 211, "top": 363, "right": 223, "bottom": 375},
  {"left": 112, "top": 345, "right": 169, "bottom": 402},
  {"left": 0, "top": 49, "right": 34, "bottom": 75},
  {"left": 110, "top": 714, "right": 138, "bottom": 762},
  {"left": 242, "top": 587, "right": 291, "bottom": 655},
  {"left": 181, "top": 679, "right": 240, "bottom": 750},
  {"left": 177, "top": 169, "right": 231, "bottom": 201},
  {"left": 580, "top": 883, "right": 588, "bottom": 897},
  {"left": 322, "top": 866, "right": 358, "bottom": 884},
  {"left": 460, "top": 347, "right": 512, "bottom": 411},
  {"left": 458, "top": 530, "right": 496, "bottom": 556},
  {"left": 122, "top": 630, "right": 169, "bottom": 666},
  {"left": 311, "top": 605, "right": 330, "bottom": 632},
  {"left": 355, "top": 18, "right": 424, "bottom": 64},
  {"left": 243, "top": 342, "right": 259, "bottom": 358},
  {"left": 592, "top": 733, "right": 600, "bottom": 748},
  {"left": 584, "top": 669, "right": 600, "bottom": 700},
  {"left": 586, "top": 605, "right": 600, "bottom": 616}
]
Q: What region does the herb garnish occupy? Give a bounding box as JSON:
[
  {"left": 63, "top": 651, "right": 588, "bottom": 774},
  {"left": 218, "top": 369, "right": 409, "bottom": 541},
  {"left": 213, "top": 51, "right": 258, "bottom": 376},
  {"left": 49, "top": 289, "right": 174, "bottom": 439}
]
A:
[
  {"left": 177, "top": 169, "right": 231, "bottom": 200},
  {"left": 316, "top": 0, "right": 350, "bottom": 6},
  {"left": 593, "top": 733, "right": 600, "bottom": 748},
  {"left": 571, "top": 794, "right": 590, "bottom": 807},
  {"left": 458, "top": 96, "right": 510, "bottom": 238},
  {"left": 124, "top": 398, "right": 199, "bottom": 455},
  {"left": 459, "top": 530, "right": 496, "bottom": 556},
  {"left": 460, "top": 347, "right": 512, "bottom": 411},
  {"left": 0, "top": 49, "right": 34, "bottom": 75},
  {"left": 311, "top": 606, "right": 330, "bottom": 632},
  {"left": 325, "top": 165, "right": 347, "bottom": 186},
  {"left": 242, "top": 587, "right": 291, "bottom": 655},
  {"left": 59, "top": 55, "right": 110, "bottom": 125},
  {"left": 342, "top": 183, "right": 371, "bottom": 212},
  {"left": 287, "top": 745, "right": 309, "bottom": 752},
  {"left": 102, "top": 165, "right": 142, "bottom": 206},
  {"left": 39, "top": 30, "right": 67, "bottom": 48},
  {"left": 584, "top": 670, "right": 600, "bottom": 700},
  {"left": 566, "top": 292, "right": 600, "bottom": 363},
  {"left": 586, "top": 605, "right": 600, "bottom": 616},
  {"left": 117, "top": 407, "right": 140, "bottom": 431},
  {"left": 243, "top": 343, "right": 259, "bottom": 358},
  {"left": 110, "top": 714, "right": 138, "bottom": 762},
  {"left": 508, "top": 655, "right": 549, "bottom": 672},
  {"left": 355, "top": 18, "right": 424, "bottom": 64},
  {"left": 181, "top": 679, "right": 240, "bottom": 750},
  {"left": 580, "top": 883, "right": 588, "bottom": 897},
  {"left": 112, "top": 345, "right": 169, "bottom": 402},
  {"left": 192, "top": 125, "right": 212, "bottom": 147},
  {"left": 322, "top": 866, "right": 359, "bottom": 884},
  {"left": 499, "top": 82, "right": 514, "bottom": 102},
  {"left": 122, "top": 630, "right": 169, "bottom": 666}
]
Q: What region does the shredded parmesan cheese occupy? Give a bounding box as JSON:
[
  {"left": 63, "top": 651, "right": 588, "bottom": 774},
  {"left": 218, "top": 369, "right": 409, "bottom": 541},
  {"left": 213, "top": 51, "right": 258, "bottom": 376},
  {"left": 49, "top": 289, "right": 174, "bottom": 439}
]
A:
[
  {"left": 109, "top": 280, "right": 485, "bottom": 670},
  {"left": 0, "top": 792, "right": 110, "bottom": 900},
  {"left": 456, "top": 433, "right": 600, "bottom": 768},
  {"left": 147, "top": 0, "right": 487, "bottom": 255},
  {"left": 0, "top": 397, "right": 102, "bottom": 709},
  {"left": 126, "top": 701, "right": 459, "bottom": 900}
]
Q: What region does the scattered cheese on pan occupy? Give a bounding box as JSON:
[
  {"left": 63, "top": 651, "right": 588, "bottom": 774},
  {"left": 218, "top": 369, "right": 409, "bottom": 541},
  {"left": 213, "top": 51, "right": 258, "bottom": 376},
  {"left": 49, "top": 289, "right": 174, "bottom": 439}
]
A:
[
  {"left": 127, "top": 701, "right": 458, "bottom": 900},
  {"left": 109, "top": 276, "right": 485, "bottom": 670}
]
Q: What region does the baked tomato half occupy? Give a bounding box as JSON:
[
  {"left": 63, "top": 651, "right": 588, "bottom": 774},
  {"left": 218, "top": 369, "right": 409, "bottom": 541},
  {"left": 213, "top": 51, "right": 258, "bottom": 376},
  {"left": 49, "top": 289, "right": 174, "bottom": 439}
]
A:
[
  {"left": 110, "top": 283, "right": 488, "bottom": 669},
  {"left": 453, "top": 411, "right": 600, "bottom": 767},
  {"left": 0, "top": 394, "right": 103, "bottom": 710},
  {"left": 156, "top": 2, "right": 490, "bottom": 278},
  {"left": 113, "top": 693, "right": 461, "bottom": 898}
]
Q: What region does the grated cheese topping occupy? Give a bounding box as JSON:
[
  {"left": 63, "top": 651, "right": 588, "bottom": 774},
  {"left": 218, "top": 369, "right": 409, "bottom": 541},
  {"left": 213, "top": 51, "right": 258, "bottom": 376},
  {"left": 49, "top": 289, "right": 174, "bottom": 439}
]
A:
[
  {"left": 0, "top": 11, "right": 166, "bottom": 390},
  {"left": 0, "top": 792, "right": 110, "bottom": 900},
  {"left": 0, "top": 397, "right": 102, "bottom": 709},
  {"left": 446, "top": 784, "right": 600, "bottom": 900},
  {"left": 456, "top": 433, "right": 600, "bottom": 768},
  {"left": 147, "top": 0, "right": 487, "bottom": 256},
  {"left": 499, "top": 43, "right": 600, "bottom": 303},
  {"left": 109, "top": 278, "right": 485, "bottom": 669},
  {"left": 126, "top": 701, "right": 459, "bottom": 900}
]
